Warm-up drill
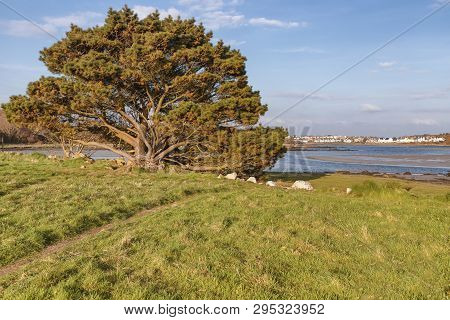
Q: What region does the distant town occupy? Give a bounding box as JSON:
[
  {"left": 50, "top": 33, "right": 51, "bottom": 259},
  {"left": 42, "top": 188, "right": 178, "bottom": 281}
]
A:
[{"left": 286, "top": 133, "right": 449, "bottom": 145}]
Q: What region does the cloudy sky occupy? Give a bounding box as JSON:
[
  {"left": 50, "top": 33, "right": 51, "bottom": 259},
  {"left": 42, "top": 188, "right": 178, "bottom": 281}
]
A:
[{"left": 0, "top": 0, "right": 449, "bottom": 136}]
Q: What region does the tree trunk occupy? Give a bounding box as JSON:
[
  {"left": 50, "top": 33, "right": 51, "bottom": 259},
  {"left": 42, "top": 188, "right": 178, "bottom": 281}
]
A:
[
  {"left": 134, "top": 138, "right": 146, "bottom": 164},
  {"left": 131, "top": 137, "right": 164, "bottom": 171}
]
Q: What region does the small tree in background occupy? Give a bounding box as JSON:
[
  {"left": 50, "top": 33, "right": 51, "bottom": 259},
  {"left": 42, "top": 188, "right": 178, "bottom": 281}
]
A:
[{"left": 2, "top": 6, "right": 286, "bottom": 174}]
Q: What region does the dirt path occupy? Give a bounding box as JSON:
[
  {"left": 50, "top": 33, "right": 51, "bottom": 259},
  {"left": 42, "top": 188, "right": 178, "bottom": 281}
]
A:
[{"left": 0, "top": 197, "right": 194, "bottom": 278}]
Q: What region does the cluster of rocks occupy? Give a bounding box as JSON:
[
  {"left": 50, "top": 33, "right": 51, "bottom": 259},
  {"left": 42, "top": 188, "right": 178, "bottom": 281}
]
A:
[{"left": 218, "top": 172, "right": 316, "bottom": 191}]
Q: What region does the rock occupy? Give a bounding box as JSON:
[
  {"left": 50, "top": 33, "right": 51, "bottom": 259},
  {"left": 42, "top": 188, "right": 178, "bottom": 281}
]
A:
[
  {"left": 225, "top": 172, "right": 238, "bottom": 180},
  {"left": 247, "top": 177, "right": 257, "bottom": 183},
  {"left": 291, "top": 180, "right": 314, "bottom": 191},
  {"left": 48, "top": 155, "right": 58, "bottom": 160},
  {"left": 346, "top": 188, "right": 352, "bottom": 194},
  {"left": 80, "top": 165, "right": 86, "bottom": 169},
  {"left": 115, "top": 158, "right": 126, "bottom": 166},
  {"left": 237, "top": 178, "right": 245, "bottom": 181},
  {"left": 266, "top": 181, "right": 276, "bottom": 187},
  {"left": 403, "top": 172, "right": 412, "bottom": 176},
  {"left": 217, "top": 174, "right": 223, "bottom": 179}
]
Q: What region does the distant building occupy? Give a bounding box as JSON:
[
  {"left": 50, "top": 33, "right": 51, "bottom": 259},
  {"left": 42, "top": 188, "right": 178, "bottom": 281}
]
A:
[{"left": 286, "top": 134, "right": 447, "bottom": 145}]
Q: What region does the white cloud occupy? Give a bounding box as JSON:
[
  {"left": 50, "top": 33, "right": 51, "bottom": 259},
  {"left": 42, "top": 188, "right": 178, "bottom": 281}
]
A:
[
  {"left": 411, "top": 119, "right": 438, "bottom": 125},
  {"left": 132, "top": 6, "right": 182, "bottom": 19},
  {"left": 273, "top": 47, "right": 324, "bottom": 54},
  {"left": 249, "top": 17, "right": 307, "bottom": 28},
  {"left": 42, "top": 12, "right": 103, "bottom": 28},
  {"left": 378, "top": 61, "right": 397, "bottom": 68},
  {"left": 431, "top": 0, "right": 450, "bottom": 9},
  {"left": 177, "top": 0, "right": 225, "bottom": 11},
  {"left": 361, "top": 103, "right": 383, "bottom": 113},
  {"left": 223, "top": 39, "right": 246, "bottom": 46},
  {"left": 1, "top": 2, "right": 307, "bottom": 38},
  {"left": 200, "top": 11, "right": 245, "bottom": 29},
  {"left": 0, "top": 12, "right": 103, "bottom": 37},
  {"left": 178, "top": 1, "right": 308, "bottom": 29},
  {"left": 176, "top": 0, "right": 245, "bottom": 29},
  {"left": 0, "top": 19, "right": 57, "bottom": 37}
]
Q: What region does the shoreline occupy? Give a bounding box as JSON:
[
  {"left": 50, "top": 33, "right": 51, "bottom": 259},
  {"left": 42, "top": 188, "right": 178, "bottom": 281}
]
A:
[
  {"left": 307, "top": 154, "right": 450, "bottom": 169},
  {"left": 269, "top": 171, "right": 450, "bottom": 184},
  {"left": 286, "top": 143, "right": 450, "bottom": 150}
]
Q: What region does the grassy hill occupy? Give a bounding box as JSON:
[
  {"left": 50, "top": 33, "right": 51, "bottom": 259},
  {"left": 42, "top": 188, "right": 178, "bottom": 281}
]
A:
[{"left": 0, "top": 152, "right": 448, "bottom": 299}]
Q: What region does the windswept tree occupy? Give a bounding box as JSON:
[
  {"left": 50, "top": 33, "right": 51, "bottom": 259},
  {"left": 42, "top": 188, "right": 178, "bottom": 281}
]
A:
[{"left": 2, "top": 6, "right": 286, "bottom": 174}]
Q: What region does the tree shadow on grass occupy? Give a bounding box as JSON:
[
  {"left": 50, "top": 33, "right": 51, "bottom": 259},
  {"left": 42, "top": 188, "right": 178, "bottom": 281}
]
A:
[
  {"left": 0, "top": 178, "right": 50, "bottom": 198},
  {"left": 263, "top": 172, "right": 328, "bottom": 182}
]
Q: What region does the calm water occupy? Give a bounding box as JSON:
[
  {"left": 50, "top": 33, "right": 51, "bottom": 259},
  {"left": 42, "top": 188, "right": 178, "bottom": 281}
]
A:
[
  {"left": 270, "top": 145, "right": 450, "bottom": 175},
  {"left": 3, "top": 145, "right": 450, "bottom": 175}
]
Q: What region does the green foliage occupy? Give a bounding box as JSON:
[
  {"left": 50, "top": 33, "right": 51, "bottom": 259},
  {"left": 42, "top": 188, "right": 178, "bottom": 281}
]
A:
[{"left": 1, "top": 6, "right": 286, "bottom": 173}]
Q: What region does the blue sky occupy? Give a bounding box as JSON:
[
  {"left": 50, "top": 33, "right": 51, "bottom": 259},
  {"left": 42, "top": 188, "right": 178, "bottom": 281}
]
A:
[{"left": 0, "top": 0, "right": 449, "bottom": 136}]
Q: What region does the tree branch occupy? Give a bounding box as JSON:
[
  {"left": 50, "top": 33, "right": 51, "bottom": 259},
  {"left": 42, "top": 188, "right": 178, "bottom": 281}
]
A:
[
  {"left": 154, "top": 140, "right": 190, "bottom": 161},
  {"left": 97, "top": 116, "right": 137, "bottom": 147},
  {"left": 74, "top": 140, "right": 133, "bottom": 160},
  {"left": 118, "top": 110, "right": 153, "bottom": 152}
]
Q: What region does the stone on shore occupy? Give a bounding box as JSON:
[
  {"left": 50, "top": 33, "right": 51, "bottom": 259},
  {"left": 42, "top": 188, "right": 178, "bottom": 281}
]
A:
[
  {"left": 247, "top": 177, "right": 257, "bottom": 183},
  {"left": 225, "top": 172, "right": 238, "bottom": 180},
  {"left": 217, "top": 174, "right": 223, "bottom": 179},
  {"left": 266, "top": 181, "right": 276, "bottom": 187},
  {"left": 115, "top": 158, "right": 126, "bottom": 166},
  {"left": 346, "top": 187, "right": 352, "bottom": 194},
  {"left": 291, "top": 180, "right": 314, "bottom": 191}
]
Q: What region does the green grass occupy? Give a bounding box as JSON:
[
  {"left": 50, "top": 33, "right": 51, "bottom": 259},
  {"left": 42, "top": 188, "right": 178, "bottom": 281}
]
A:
[{"left": 0, "top": 153, "right": 449, "bottom": 299}]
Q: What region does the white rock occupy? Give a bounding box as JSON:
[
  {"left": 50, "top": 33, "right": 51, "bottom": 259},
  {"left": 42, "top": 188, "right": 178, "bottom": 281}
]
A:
[
  {"left": 346, "top": 188, "right": 352, "bottom": 194},
  {"left": 266, "top": 181, "right": 276, "bottom": 187},
  {"left": 247, "top": 177, "right": 257, "bottom": 183},
  {"left": 217, "top": 174, "right": 223, "bottom": 179},
  {"left": 291, "top": 180, "right": 314, "bottom": 191},
  {"left": 225, "top": 172, "right": 238, "bottom": 180}
]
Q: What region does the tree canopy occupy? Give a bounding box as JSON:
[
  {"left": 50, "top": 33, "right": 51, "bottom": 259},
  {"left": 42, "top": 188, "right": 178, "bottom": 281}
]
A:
[{"left": 2, "top": 6, "right": 286, "bottom": 174}]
